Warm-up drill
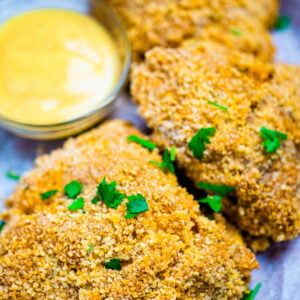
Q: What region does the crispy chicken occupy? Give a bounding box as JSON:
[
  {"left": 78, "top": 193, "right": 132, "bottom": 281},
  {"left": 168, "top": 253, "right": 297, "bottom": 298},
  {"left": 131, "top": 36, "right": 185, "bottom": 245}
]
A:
[
  {"left": 103, "top": 0, "right": 278, "bottom": 61},
  {"left": 0, "top": 120, "right": 257, "bottom": 299},
  {"left": 131, "top": 43, "right": 300, "bottom": 250}
]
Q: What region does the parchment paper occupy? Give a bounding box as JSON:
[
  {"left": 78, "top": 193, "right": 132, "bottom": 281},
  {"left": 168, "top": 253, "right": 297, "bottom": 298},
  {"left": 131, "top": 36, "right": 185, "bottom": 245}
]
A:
[{"left": 0, "top": 1, "right": 299, "bottom": 299}]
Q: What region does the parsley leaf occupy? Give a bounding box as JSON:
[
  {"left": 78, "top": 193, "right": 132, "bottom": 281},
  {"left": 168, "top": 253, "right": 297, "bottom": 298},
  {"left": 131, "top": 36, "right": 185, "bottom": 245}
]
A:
[
  {"left": 197, "top": 182, "right": 235, "bottom": 196},
  {"left": 97, "top": 178, "right": 126, "bottom": 209},
  {"left": 64, "top": 181, "right": 83, "bottom": 199},
  {"left": 188, "top": 128, "right": 216, "bottom": 159},
  {"left": 170, "top": 146, "right": 176, "bottom": 161},
  {"left": 0, "top": 220, "right": 5, "bottom": 233},
  {"left": 88, "top": 245, "right": 93, "bottom": 254},
  {"left": 91, "top": 197, "right": 98, "bottom": 204},
  {"left": 161, "top": 149, "right": 175, "bottom": 173},
  {"left": 127, "top": 135, "right": 157, "bottom": 150},
  {"left": 68, "top": 197, "right": 85, "bottom": 211},
  {"left": 231, "top": 28, "right": 242, "bottom": 36},
  {"left": 149, "top": 149, "right": 175, "bottom": 173},
  {"left": 104, "top": 258, "right": 122, "bottom": 270},
  {"left": 207, "top": 100, "right": 228, "bottom": 112},
  {"left": 40, "top": 189, "right": 58, "bottom": 200},
  {"left": 125, "top": 194, "right": 149, "bottom": 219},
  {"left": 260, "top": 127, "right": 287, "bottom": 153},
  {"left": 198, "top": 195, "right": 223, "bottom": 212},
  {"left": 243, "top": 283, "right": 262, "bottom": 300},
  {"left": 275, "top": 15, "right": 291, "bottom": 30},
  {"left": 6, "top": 171, "right": 20, "bottom": 181}
]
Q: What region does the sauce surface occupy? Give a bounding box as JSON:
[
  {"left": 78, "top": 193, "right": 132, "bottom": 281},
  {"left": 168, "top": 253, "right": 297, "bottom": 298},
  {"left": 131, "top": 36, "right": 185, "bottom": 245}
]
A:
[{"left": 0, "top": 9, "right": 120, "bottom": 125}]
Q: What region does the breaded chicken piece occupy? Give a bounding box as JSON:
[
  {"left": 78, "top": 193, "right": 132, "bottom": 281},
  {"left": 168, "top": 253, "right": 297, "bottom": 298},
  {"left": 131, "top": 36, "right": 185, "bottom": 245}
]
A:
[
  {"left": 273, "top": 64, "right": 300, "bottom": 137},
  {"left": 131, "top": 43, "right": 300, "bottom": 249},
  {"left": 0, "top": 120, "right": 258, "bottom": 299},
  {"left": 103, "top": 0, "right": 277, "bottom": 61}
]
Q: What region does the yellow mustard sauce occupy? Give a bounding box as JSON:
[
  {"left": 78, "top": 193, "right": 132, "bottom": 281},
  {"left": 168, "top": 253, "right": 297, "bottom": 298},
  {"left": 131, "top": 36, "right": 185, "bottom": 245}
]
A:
[{"left": 0, "top": 9, "right": 121, "bottom": 125}]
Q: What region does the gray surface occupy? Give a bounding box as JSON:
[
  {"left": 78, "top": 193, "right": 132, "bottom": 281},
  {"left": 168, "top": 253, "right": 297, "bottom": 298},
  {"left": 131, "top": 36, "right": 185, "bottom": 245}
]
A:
[{"left": 1, "top": 2, "right": 300, "bottom": 299}]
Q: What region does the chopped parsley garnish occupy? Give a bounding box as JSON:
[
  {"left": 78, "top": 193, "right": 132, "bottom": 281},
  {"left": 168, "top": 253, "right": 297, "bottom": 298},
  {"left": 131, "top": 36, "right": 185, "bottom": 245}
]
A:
[
  {"left": 170, "top": 146, "right": 176, "bottom": 161},
  {"left": 0, "top": 220, "right": 5, "bottom": 233},
  {"left": 197, "top": 182, "right": 235, "bottom": 196},
  {"left": 127, "top": 135, "right": 157, "bottom": 150},
  {"left": 198, "top": 195, "right": 222, "bottom": 212},
  {"left": 82, "top": 210, "right": 87, "bottom": 214},
  {"left": 64, "top": 181, "right": 83, "bottom": 199},
  {"left": 231, "top": 28, "right": 242, "bottom": 36},
  {"left": 91, "top": 197, "right": 98, "bottom": 205},
  {"left": 207, "top": 100, "right": 228, "bottom": 112},
  {"left": 260, "top": 127, "right": 287, "bottom": 154},
  {"left": 149, "top": 149, "right": 175, "bottom": 173},
  {"left": 6, "top": 171, "right": 20, "bottom": 181},
  {"left": 188, "top": 127, "right": 216, "bottom": 159},
  {"left": 68, "top": 197, "right": 85, "bottom": 211},
  {"left": 275, "top": 15, "right": 291, "bottom": 30},
  {"left": 88, "top": 245, "right": 93, "bottom": 254},
  {"left": 125, "top": 194, "right": 149, "bottom": 219},
  {"left": 104, "top": 258, "right": 122, "bottom": 270},
  {"left": 97, "top": 178, "right": 126, "bottom": 209},
  {"left": 40, "top": 189, "right": 58, "bottom": 200},
  {"left": 243, "top": 283, "right": 262, "bottom": 300}
]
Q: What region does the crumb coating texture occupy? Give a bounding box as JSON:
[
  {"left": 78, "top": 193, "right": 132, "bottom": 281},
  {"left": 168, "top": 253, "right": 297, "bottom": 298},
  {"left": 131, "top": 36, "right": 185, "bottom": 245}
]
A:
[
  {"left": 103, "top": 0, "right": 278, "bottom": 61},
  {"left": 131, "top": 44, "right": 300, "bottom": 246},
  {"left": 0, "top": 120, "right": 257, "bottom": 299}
]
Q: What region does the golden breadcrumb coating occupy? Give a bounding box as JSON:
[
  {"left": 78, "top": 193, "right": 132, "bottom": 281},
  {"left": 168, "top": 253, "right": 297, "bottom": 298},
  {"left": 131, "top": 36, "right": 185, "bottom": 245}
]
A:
[
  {"left": 272, "top": 64, "right": 300, "bottom": 138},
  {"left": 131, "top": 43, "right": 300, "bottom": 248},
  {"left": 103, "top": 0, "right": 277, "bottom": 61},
  {"left": 0, "top": 120, "right": 257, "bottom": 299}
]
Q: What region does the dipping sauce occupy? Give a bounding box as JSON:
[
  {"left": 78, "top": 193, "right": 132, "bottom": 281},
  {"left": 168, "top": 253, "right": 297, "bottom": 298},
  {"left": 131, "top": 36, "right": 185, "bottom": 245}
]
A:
[{"left": 0, "top": 9, "right": 121, "bottom": 125}]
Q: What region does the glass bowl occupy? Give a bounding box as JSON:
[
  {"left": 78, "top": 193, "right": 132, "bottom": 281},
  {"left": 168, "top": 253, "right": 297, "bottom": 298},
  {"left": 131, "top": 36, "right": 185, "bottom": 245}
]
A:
[{"left": 0, "top": 0, "right": 131, "bottom": 140}]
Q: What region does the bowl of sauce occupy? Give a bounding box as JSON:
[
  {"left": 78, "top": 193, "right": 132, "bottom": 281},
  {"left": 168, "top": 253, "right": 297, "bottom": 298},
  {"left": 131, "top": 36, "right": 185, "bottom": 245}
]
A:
[{"left": 0, "top": 0, "right": 131, "bottom": 139}]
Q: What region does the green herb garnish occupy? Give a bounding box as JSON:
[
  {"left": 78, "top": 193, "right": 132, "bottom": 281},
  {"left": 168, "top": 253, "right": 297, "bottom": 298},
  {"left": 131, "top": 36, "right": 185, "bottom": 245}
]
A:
[
  {"left": 260, "top": 127, "right": 287, "bottom": 154},
  {"left": 198, "top": 195, "right": 223, "bottom": 212},
  {"left": 6, "top": 171, "right": 20, "bottom": 181},
  {"left": 68, "top": 197, "right": 85, "bottom": 211},
  {"left": 91, "top": 197, "right": 98, "bottom": 205},
  {"left": 170, "top": 146, "right": 176, "bottom": 161},
  {"left": 243, "top": 283, "right": 262, "bottom": 300},
  {"left": 88, "top": 245, "right": 93, "bottom": 254},
  {"left": 149, "top": 149, "right": 175, "bottom": 173},
  {"left": 207, "top": 100, "right": 228, "bottom": 112},
  {"left": 40, "top": 189, "right": 58, "bottom": 200},
  {"left": 125, "top": 194, "right": 149, "bottom": 219},
  {"left": 0, "top": 220, "right": 5, "bottom": 233},
  {"left": 97, "top": 178, "right": 126, "bottom": 209},
  {"left": 64, "top": 181, "right": 83, "bottom": 199},
  {"left": 104, "top": 258, "right": 122, "bottom": 270},
  {"left": 188, "top": 127, "right": 216, "bottom": 159},
  {"left": 275, "top": 15, "right": 291, "bottom": 30},
  {"left": 197, "top": 182, "right": 235, "bottom": 196},
  {"left": 127, "top": 135, "right": 157, "bottom": 150},
  {"left": 231, "top": 28, "right": 242, "bottom": 36}
]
